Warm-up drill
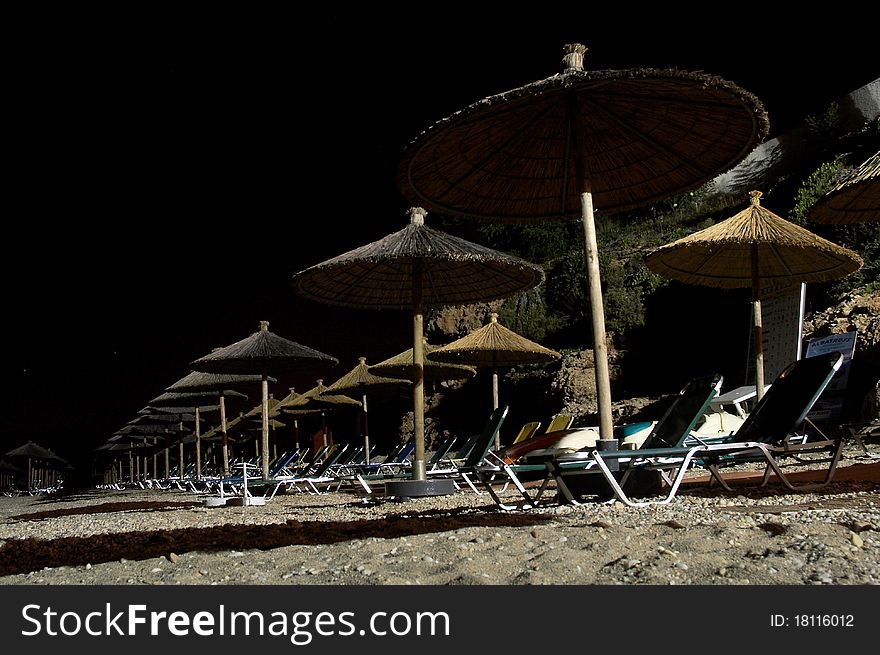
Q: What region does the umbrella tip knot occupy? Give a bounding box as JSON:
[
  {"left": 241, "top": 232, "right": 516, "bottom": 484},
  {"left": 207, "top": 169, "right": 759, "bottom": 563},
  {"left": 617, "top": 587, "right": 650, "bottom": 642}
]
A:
[
  {"left": 562, "top": 43, "right": 587, "bottom": 71},
  {"left": 407, "top": 207, "right": 427, "bottom": 225},
  {"left": 259, "top": 320, "right": 270, "bottom": 331},
  {"left": 749, "top": 190, "right": 763, "bottom": 206},
  {"left": 490, "top": 312, "right": 499, "bottom": 323},
  {"left": 358, "top": 356, "right": 367, "bottom": 364}
]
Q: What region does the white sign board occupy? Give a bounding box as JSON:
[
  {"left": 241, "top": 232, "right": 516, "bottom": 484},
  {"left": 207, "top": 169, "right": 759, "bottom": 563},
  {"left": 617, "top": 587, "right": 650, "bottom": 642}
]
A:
[{"left": 804, "top": 331, "right": 857, "bottom": 422}]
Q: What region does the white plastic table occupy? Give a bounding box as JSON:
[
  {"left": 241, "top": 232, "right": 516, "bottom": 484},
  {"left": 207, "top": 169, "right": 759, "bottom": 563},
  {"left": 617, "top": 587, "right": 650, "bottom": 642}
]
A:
[{"left": 709, "top": 385, "right": 771, "bottom": 418}]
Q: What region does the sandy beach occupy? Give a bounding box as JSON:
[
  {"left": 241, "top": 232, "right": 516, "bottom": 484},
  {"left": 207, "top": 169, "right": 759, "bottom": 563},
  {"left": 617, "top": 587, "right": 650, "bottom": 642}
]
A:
[{"left": 1, "top": 440, "right": 878, "bottom": 586}]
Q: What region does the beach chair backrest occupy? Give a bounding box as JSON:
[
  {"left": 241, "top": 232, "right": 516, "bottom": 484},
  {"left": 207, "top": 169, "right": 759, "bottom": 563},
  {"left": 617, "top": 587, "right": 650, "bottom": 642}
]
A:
[
  {"left": 309, "top": 443, "right": 350, "bottom": 478},
  {"left": 395, "top": 439, "right": 416, "bottom": 463},
  {"left": 452, "top": 435, "right": 478, "bottom": 460},
  {"left": 641, "top": 374, "right": 723, "bottom": 449},
  {"left": 269, "top": 449, "right": 301, "bottom": 477},
  {"left": 545, "top": 415, "right": 573, "bottom": 433},
  {"left": 427, "top": 436, "right": 457, "bottom": 467},
  {"left": 512, "top": 421, "right": 541, "bottom": 444},
  {"left": 463, "top": 406, "right": 509, "bottom": 469},
  {"left": 732, "top": 352, "right": 844, "bottom": 445}
]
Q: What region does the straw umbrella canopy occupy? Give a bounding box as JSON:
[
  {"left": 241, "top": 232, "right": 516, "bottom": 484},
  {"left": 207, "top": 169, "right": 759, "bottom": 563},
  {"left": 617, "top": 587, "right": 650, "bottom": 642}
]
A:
[
  {"left": 292, "top": 207, "right": 543, "bottom": 485},
  {"left": 370, "top": 339, "right": 477, "bottom": 382},
  {"left": 397, "top": 43, "right": 768, "bottom": 445},
  {"left": 430, "top": 312, "right": 561, "bottom": 446},
  {"left": 644, "top": 190, "right": 863, "bottom": 399},
  {"left": 809, "top": 150, "right": 879, "bottom": 225},
  {"left": 279, "top": 379, "right": 362, "bottom": 449},
  {"left": 5, "top": 441, "right": 69, "bottom": 489},
  {"left": 164, "top": 370, "right": 266, "bottom": 476},
  {"left": 322, "top": 357, "right": 409, "bottom": 463},
  {"left": 190, "top": 321, "right": 338, "bottom": 479}
]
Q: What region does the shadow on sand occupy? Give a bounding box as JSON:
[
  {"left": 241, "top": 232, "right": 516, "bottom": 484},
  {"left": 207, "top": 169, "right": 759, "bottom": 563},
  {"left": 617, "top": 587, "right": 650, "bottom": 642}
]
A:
[{"left": 0, "top": 504, "right": 553, "bottom": 577}]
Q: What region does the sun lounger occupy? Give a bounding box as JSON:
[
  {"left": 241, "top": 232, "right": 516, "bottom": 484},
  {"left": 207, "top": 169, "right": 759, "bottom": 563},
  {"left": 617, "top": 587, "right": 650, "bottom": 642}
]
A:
[
  {"left": 477, "top": 374, "right": 723, "bottom": 509},
  {"left": 586, "top": 352, "right": 846, "bottom": 507}
]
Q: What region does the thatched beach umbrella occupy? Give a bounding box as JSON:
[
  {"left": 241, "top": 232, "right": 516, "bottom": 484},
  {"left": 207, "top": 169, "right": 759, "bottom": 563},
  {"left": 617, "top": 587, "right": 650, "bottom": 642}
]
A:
[
  {"left": 809, "top": 150, "right": 879, "bottom": 225},
  {"left": 645, "top": 190, "right": 863, "bottom": 399},
  {"left": 323, "top": 357, "right": 408, "bottom": 463},
  {"left": 397, "top": 42, "right": 768, "bottom": 446},
  {"left": 165, "top": 370, "right": 265, "bottom": 476},
  {"left": 6, "top": 441, "right": 69, "bottom": 490},
  {"left": 292, "top": 207, "right": 543, "bottom": 490},
  {"left": 370, "top": 339, "right": 477, "bottom": 382},
  {"left": 190, "top": 321, "right": 338, "bottom": 479},
  {"left": 280, "top": 379, "right": 362, "bottom": 450},
  {"left": 429, "top": 312, "right": 561, "bottom": 446}
]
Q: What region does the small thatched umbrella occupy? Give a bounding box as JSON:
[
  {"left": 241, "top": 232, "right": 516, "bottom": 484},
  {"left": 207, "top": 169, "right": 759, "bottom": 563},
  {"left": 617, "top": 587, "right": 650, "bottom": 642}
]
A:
[
  {"left": 322, "top": 357, "right": 408, "bottom": 463},
  {"left": 279, "top": 379, "right": 361, "bottom": 450},
  {"left": 397, "top": 42, "right": 768, "bottom": 446},
  {"left": 190, "top": 321, "right": 338, "bottom": 479},
  {"left": 6, "top": 441, "right": 70, "bottom": 490},
  {"left": 292, "top": 207, "right": 543, "bottom": 490},
  {"left": 429, "top": 312, "right": 561, "bottom": 447},
  {"left": 165, "top": 369, "right": 265, "bottom": 475},
  {"left": 370, "top": 339, "right": 477, "bottom": 382},
  {"left": 809, "top": 151, "right": 879, "bottom": 224},
  {"left": 645, "top": 190, "right": 863, "bottom": 399}
]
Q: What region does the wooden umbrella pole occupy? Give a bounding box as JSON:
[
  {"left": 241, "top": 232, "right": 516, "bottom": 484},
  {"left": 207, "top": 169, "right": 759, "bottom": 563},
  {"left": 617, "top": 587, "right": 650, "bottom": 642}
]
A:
[
  {"left": 163, "top": 434, "right": 170, "bottom": 479},
  {"left": 492, "top": 367, "right": 500, "bottom": 449},
  {"left": 362, "top": 392, "right": 371, "bottom": 465},
  {"left": 220, "top": 394, "right": 230, "bottom": 476},
  {"left": 751, "top": 242, "right": 766, "bottom": 401},
  {"left": 195, "top": 406, "right": 202, "bottom": 481},
  {"left": 581, "top": 188, "right": 615, "bottom": 443},
  {"left": 412, "top": 261, "right": 427, "bottom": 481},
  {"left": 178, "top": 420, "right": 185, "bottom": 480},
  {"left": 152, "top": 437, "right": 158, "bottom": 480},
  {"left": 261, "top": 373, "right": 270, "bottom": 480}
]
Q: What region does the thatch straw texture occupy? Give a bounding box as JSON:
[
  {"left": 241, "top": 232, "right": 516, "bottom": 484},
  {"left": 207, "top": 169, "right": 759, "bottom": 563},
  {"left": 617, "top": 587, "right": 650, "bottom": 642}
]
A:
[
  {"left": 398, "top": 48, "right": 768, "bottom": 222},
  {"left": 370, "top": 340, "right": 476, "bottom": 382},
  {"left": 645, "top": 191, "right": 863, "bottom": 289},
  {"left": 324, "top": 357, "right": 407, "bottom": 395},
  {"left": 809, "top": 150, "right": 879, "bottom": 224},
  {"left": 147, "top": 390, "right": 234, "bottom": 410},
  {"left": 292, "top": 208, "right": 544, "bottom": 310},
  {"left": 280, "top": 380, "right": 361, "bottom": 412},
  {"left": 190, "top": 321, "right": 338, "bottom": 374},
  {"left": 165, "top": 370, "right": 271, "bottom": 393},
  {"left": 429, "top": 313, "right": 561, "bottom": 367},
  {"left": 5, "top": 441, "right": 67, "bottom": 464}
]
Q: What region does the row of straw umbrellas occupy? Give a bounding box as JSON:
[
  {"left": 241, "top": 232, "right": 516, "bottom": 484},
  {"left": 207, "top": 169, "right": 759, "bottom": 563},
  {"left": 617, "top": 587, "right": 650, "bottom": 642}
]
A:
[
  {"left": 99, "top": 312, "right": 562, "bottom": 483},
  {"left": 97, "top": 42, "right": 876, "bottom": 494}
]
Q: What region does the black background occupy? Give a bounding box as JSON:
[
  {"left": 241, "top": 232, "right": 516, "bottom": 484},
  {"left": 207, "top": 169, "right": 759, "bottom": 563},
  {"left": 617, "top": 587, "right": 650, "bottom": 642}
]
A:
[{"left": 3, "top": 7, "right": 877, "bottom": 474}]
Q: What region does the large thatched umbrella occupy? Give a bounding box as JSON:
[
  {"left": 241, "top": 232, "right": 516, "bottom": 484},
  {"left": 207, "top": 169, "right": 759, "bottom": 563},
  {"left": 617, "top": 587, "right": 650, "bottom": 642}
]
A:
[
  {"left": 165, "top": 370, "right": 266, "bottom": 475},
  {"left": 809, "top": 150, "right": 879, "bottom": 224},
  {"left": 322, "top": 357, "right": 408, "bottom": 464},
  {"left": 397, "top": 42, "right": 768, "bottom": 446},
  {"left": 645, "top": 190, "right": 863, "bottom": 399},
  {"left": 292, "top": 207, "right": 543, "bottom": 491},
  {"left": 190, "top": 321, "right": 338, "bottom": 479},
  {"left": 429, "top": 312, "right": 561, "bottom": 446}
]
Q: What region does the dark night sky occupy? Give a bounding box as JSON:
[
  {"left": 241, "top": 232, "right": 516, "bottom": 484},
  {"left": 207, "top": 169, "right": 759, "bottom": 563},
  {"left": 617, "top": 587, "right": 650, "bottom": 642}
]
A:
[{"left": 3, "top": 8, "right": 877, "bottom": 471}]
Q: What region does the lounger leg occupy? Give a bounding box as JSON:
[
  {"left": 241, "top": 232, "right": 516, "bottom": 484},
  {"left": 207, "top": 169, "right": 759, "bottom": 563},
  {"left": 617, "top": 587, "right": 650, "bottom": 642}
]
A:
[{"left": 589, "top": 450, "right": 704, "bottom": 508}]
